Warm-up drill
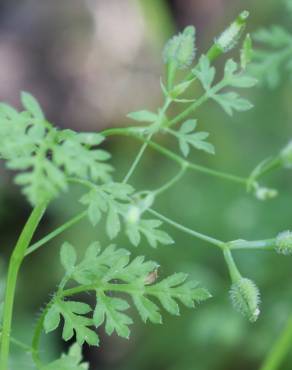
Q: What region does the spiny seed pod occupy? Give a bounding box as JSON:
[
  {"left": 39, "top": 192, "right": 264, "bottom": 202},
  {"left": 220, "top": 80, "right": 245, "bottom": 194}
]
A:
[
  {"left": 163, "top": 26, "right": 196, "bottom": 69},
  {"left": 280, "top": 141, "right": 292, "bottom": 168},
  {"left": 230, "top": 278, "right": 261, "bottom": 323},
  {"left": 275, "top": 230, "right": 292, "bottom": 255},
  {"left": 215, "top": 10, "right": 249, "bottom": 53}
]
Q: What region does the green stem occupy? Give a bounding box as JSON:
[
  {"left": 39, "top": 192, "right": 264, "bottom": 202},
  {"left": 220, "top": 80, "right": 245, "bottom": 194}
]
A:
[
  {"left": 250, "top": 156, "right": 282, "bottom": 185},
  {"left": 167, "top": 93, "right": 209, "bottom": 127},
  {"left": 223, "top": 248, "right": 242, "bottom": 282},
  {"left": 120, "top": 30, "right": 229, "bottom": 184},
  {"left": 102, "top": 127, "right": 248, "bottom": 186},
  {"left": 167, "top": 80, "right": 226, "bottom": 128},
  {"left": 32, "top": 276, "right": 69, "bottom": 368},
  {"left": 0, "top": 333, "right": 32, "bottom": 353},
  {"left": 148, "top": 208, "right": 225, "bottom": 248},
  {"left": 122, "top": 132, "right": 153, "bottom": 184},
  {"left": 31, "top": 300, "right": 54, "bottom": 368},
  {"left": 258, "top": 156, "right": 282, "bottom": 178},
  {"left": 62, "top": 282, "right": 136, "bottom": 298},
  {"left": 260, "top": 315, "right": 292, "bottom": 370},
  {"left": 228, "top": 239, "right": 276, "bottom": 251},
  {"left": 25, "top": 211, "right": 87, "bottom": 257},
  {"left": 122, "top": 98, "right": 171, "bottom": 184},
  {"left": 153, "top": 166, "right": 187, "bottom": 196},
  {"left": 0, "top": 203, "right": 47, "bottom": 370}
]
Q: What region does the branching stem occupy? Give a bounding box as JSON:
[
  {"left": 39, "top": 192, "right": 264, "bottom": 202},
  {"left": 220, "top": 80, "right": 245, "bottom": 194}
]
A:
[
  {"left": 102, "top": 127, "right": 248, "bottom": 186},
  {"left": 153, "top": 166, "right": 187, "bottom": 196},
  {"left": 148, "top": 208, "right": 225, "bottom": 249},
  {"left": 0, "top": 203, "right": 47, "bottom": 370},
  {"left": 25, "top": 211, "right": 87, "bottom": 257}
]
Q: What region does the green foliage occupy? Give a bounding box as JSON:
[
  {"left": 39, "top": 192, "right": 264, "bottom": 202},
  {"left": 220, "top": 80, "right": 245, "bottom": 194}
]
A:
[
  {"left": 80, "top": 182, "right": 173, "bottom": 247},
  {"left": 43, "top": 242, "right": 210, "bottom": 347},
  {"left": 125, "top": 218, "right": 174, "bottom": 247},
  {"left": 79, "top": 182, "right": 134, "bottom": 236},
  {"left": 41, "top": 343, "right": 88, "bottom": 370},
  {"left": 250, "top": 25, "right": 292, "bottom": 88},
  {"left": 193, "top": 56, "right": 257, "bottom": 115},
  {"left": 194, "top": 56, "right": 256, "bottom": 116},
  {"left": 127, "top": 110, "right": 158, "bottom": 123},
  {"left": 1, "top": 12, "right": 291, "bottom": 370},
  {"left": 44, "top": 300, "right": 98, "bottom": 346},
  {"left": 0, "top": 92, "right": 112, "bottom": 205},
  {"left": 167, "top": 119, "right": 215, "bottom": 157},
  {"left": 193, "top": 55, "right": 216, "bottom": 90}
]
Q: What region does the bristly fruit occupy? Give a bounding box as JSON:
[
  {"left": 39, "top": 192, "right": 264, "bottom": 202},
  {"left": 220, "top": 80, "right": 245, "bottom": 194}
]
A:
[
  {"left": 163, "top": 26, "right": 196, "bottom": 69},
  {"left": 230, "top": 278, "right": 261, "bottom": 323},
  {"left": 215, "top": 10, "right": 249, "bottom": 53},
  {"left": 275, "top": 230, "right": 292, "bottom": 255}
]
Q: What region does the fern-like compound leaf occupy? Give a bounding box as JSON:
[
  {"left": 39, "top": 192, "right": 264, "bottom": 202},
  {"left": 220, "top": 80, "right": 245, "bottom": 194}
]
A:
[
  {"left": 41, "top": 343, "right": 89, "bottom": 370},
  {"left": 43, "top": 243, "right": 210, "bottom": 346},
  {"left": 0, "top": 93, "right": 112, "bottom": 205},
  {"left": 249, "top": 26, "right": 292, "bottom": 88}
]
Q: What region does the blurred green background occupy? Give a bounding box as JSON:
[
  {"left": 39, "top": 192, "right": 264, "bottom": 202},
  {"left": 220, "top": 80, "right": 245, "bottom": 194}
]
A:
[{"left": 0, "top": 0, "right": 291, "bottom": 369}]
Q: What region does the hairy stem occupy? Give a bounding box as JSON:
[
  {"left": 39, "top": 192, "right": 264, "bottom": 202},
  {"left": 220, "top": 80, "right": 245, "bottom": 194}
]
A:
[
  {"left": 260, "top": 315, "right": 292, "bottom": 370},
  {"left": 32, "top": 276, "right": 69, "bottom": 368},
  {"left": 31, "top": 299, "right": 55, "bottom": 368},
  {"left": 0, "top": 203, "right": 47, "bottom": 370}
]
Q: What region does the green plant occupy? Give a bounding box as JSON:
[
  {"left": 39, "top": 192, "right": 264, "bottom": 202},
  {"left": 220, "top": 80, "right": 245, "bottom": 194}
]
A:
[
  {"left": 0, "top": 10, "right": 291, "bottom": 370},
  {"left": 249, "top": 0, "right": 292, "bottom": 88}
]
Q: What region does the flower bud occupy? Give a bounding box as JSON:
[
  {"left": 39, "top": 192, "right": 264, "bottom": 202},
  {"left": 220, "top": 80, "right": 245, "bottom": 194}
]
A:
[
  {"left": 125, "top": 205, "right": 141, "bottom": 224},
  {"left": 280, "top": 141, "right": 292, "bottom": 168},
  {"left": 255, "top": 187, "right": 278, "bottom": 201},
  {"left": 275, "top": 230, "right": 292, "bottom": 256},
  {"left": 215, "top": 10, "right": 249, "bottom": 53},
  {"left": 125, "top": 192, "right": 155, "bottom": 225},
  {"left": 230, "top": 278, "right": 261, "bottom": 322}
]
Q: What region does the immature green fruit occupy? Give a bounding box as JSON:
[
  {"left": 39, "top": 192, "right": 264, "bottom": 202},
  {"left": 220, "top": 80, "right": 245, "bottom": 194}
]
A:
[
  {"left": 215, "top": 10, "right": 249, "bottom": 53},
  {"left": 280, "top": 141, "right": 292, "bottom": 168},
  {"left": 163, "top": 26, "right": 196, "bottom": 69},
  {"left": 275, "top": 230, "right": 292, "bottom": 255},
  {"left": 230, "top": 278, "right": 260, "bottom": 323}
]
